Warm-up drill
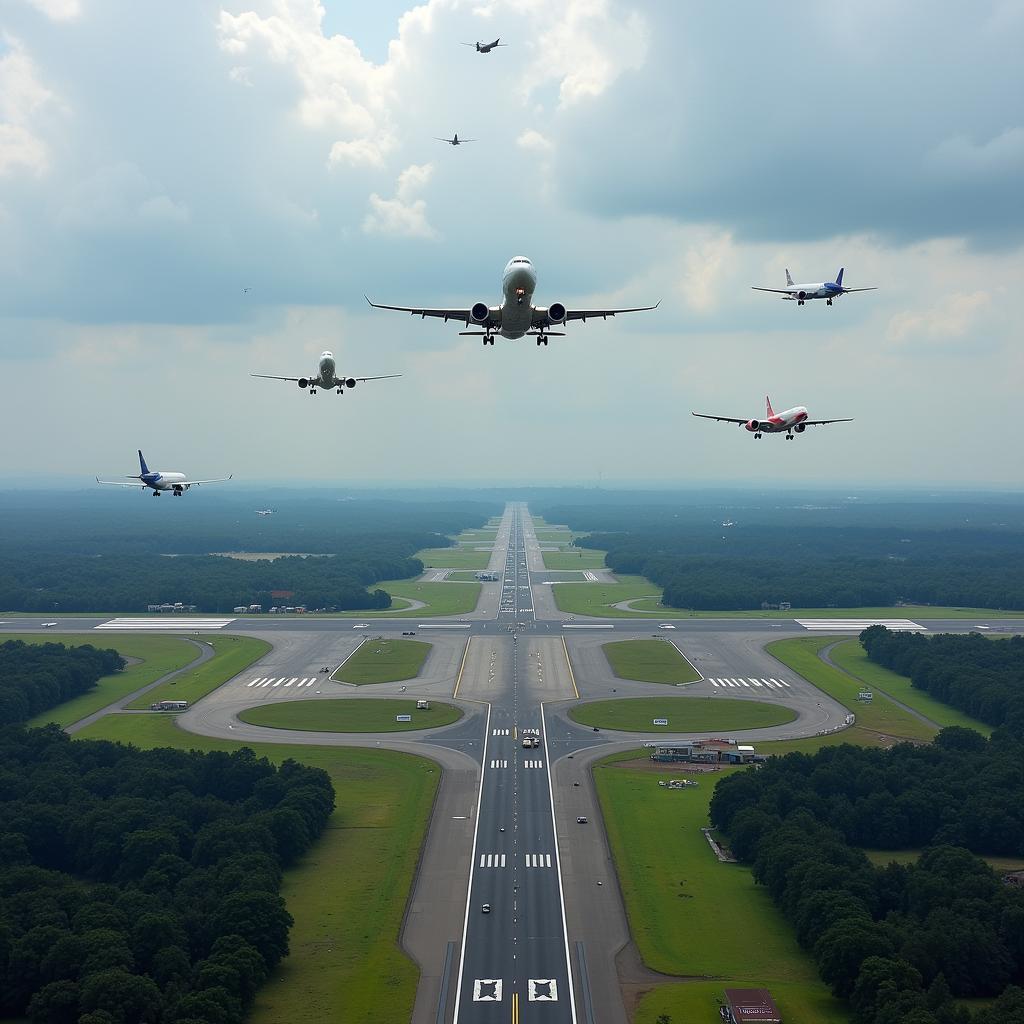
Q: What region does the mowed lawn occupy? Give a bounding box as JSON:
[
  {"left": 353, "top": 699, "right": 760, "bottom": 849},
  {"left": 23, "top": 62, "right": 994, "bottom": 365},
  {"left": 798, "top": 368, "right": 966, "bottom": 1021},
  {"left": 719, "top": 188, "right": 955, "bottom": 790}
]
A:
[
  {"left": 594, "top": 757, "right": 848, "bottom": 1022},
  {"left": 602, "top": 639, "right": 701, "bottom": 685},
  {"left": 15, "top": 633, "right": 200, "bottom": 728},
  {"left": 766, "top": 637, "right": 937, "bottom": 743},
  {"left": 333, "top": 639, "right": 431, "bottom": 684},
  {"left": 126, "top": 635, "right": 270, "bottom": 709},
  {"left": 72, "top": 715, "right": 438, "bottom": 1024},
  {"left": 238, "top": 698, "right": 462, "bottom": 732},
  {"left": 542, "top": 549, "right": 607, "bottom": 570},
  {"left": 827, "top": 639, "right": 991, "bottom": 735},
  {"left": 569, "top": 697, "right": 795, "bottom": 732},
  {"left": 552, "top": 578, "right": 659, "bottom": 616},
  {"left": 340, "top": 580, "right": 481, "bottom": 617},
  {"left": 625, "top": 599, "right": 1023, "bottom": 619},
  {"left": 414, "top": 547, "right": 491, "bottom": 570}
]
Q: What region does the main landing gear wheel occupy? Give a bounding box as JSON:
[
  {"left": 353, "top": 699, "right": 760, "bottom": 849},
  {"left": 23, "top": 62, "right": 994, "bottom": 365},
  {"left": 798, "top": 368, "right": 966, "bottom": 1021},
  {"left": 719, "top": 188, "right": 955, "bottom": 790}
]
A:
[
  {"left": 309, "top": 388, "right": 317, "bottom": 395},
  {"left": 754, "top": 432, "right": 762, "bottom": 439},
  {"left": 536, "top": 336, "right": 548, "bottom": 346},
  {"left": 152, "top": 491, "right": 160, "bottom": 496},
  {"left": 337, "top": 388, "right": 344, "bottom": 394},
  {"left": 786, "top": 434, "right": 794, "bottom": 441},
  {"left": 827, "top": 298, "right": 833, "bottom": 306},
  {"left": 483, "top": 336, "right": 494, "bottom": 346}
]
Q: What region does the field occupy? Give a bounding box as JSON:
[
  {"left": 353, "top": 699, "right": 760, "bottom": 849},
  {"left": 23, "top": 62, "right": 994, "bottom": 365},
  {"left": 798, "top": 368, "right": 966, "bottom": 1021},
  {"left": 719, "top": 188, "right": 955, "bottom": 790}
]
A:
[
  {"left": 552, "top": 577, "right": 658, "bottom": 616},
  {"left": 333, "top": 638, "right": 432, "bottom": 685},
  {"left": 413, "top": 547, "right": 490, "bottom": 569},
  {"left": 594, "top": 754, "right": 848, "bottom": 1023},
  {"left": 863, "top": 848, "right": 1024, "bottom": 872},
  {"left": 766, "top": 637, "right": 937, "bottom": 742},
  {"left": 10, "top": 633, "right": 200, "bottom": 728},
  {"left": 346, "top": 580, "right": 481, "bottom": 617},
  {"left": 453, "top": 529, "right": 498, "bottom": 543},
  {"left": 827, "top": 639, "right": 991, "bottom": 735},
  {"left": 238, "top": 698, "right": 463, "bottom": 732},
  {"left": 72, "top": 715, "right": 438, "bottom": 1024},
  {"left": 445, "top": 570, "right": 484, "bottom": 581},
  {"left": 569, "top": 696, "right": 795, "bottom": 732},
  {"left": 125, "top": 635, "right": 270, "bottom": 709},
  {"left": 541, "top": 549, "right": 607, "bottom": 570},
  {"left": 602, "top": 638, "right": 701, "bottom": 685}
]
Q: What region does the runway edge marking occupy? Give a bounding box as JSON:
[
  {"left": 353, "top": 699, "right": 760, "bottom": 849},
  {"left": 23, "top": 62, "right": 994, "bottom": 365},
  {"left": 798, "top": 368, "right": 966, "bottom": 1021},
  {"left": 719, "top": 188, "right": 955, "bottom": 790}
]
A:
[
  {"left": 329, "top": 636, "right": 367, "bottom": 686},
  {"left": 668, "top": 639, "right": 704, "bottom": 684},
  {"left": 450, "top": 696, "right": 491, "bottom": 1023},
  {"left": 541, "top": 701, "right": 580, "bottom": 1023},
  {"left": 561, "top": 637, "right": 580, "bottom": 700},
  {"left": 452, "top": 636, "right": 472, "bottom": 699}
]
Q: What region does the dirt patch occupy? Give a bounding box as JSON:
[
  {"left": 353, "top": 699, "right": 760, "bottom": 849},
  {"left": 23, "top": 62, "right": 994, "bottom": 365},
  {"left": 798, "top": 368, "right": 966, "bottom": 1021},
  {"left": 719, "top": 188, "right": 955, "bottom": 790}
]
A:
[{"left": 615, "top": 939, "right": 714, "bottom": 1018}]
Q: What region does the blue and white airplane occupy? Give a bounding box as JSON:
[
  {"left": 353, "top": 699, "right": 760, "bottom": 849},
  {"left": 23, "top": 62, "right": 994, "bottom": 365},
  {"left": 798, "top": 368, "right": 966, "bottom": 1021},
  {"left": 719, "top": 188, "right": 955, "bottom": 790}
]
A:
[
  {"left": 752, "top": 268, "right": 877, "bottom": 306},
  {"left": 367, "top": 255, "right": 659, "bottom": 346},
  {"left": 97, "top": 450, "right": 232, "bottom": 496}
]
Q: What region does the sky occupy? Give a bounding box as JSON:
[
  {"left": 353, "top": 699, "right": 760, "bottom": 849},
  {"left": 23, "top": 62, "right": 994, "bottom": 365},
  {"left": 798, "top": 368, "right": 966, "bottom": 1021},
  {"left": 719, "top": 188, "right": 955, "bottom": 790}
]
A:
[{"left": 1, "top": 0, "right": 1023, "bottom": 487}]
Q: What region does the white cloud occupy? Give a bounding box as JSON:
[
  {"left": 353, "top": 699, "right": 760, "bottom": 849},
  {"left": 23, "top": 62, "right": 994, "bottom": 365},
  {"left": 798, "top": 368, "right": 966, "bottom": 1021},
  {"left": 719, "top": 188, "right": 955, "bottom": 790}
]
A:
[
  {"left": 0, "top": 39, "right": 58, "bottom": 176},
  {"left": 22, "top": 0, "right": 81, "bottom": 21},
  {"left": 517, "top": 129, "right": 552, "bottom": 152},
  {"left": 925, "top": 126, "right": 1024, "bottom": 182},
  {"left": 676, "top": 231, "right": 734, "bottom": 314},
  {"left": 56, "top": 162, "right": 190, "bottom": 230},
  {"left": 363, "top": 162, "right": 436, "bottom": 238},
  {"left": 886, "top": 291, "right": 992, "bottom": 343}
]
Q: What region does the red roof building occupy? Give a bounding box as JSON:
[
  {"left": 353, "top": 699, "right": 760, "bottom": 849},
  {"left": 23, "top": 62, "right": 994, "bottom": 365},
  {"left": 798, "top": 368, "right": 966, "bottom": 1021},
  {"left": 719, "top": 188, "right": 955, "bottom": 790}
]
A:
[{"left": 724, "top": 989, "right": 782, "bottom": 1024}]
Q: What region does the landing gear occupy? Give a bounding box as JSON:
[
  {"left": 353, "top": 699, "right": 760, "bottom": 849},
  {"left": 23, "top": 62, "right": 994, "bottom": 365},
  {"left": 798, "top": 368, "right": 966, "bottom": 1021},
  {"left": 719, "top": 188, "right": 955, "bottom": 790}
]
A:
[
  {"left": 754, "top": 432, "right": 762, "bottom": 439},
  {"left": 152, "top": 490, "right": 160, "bottom": 496},
  {"left": 336, "top": 388, "right": 344, "bottom": 394},
  {"left": 536, "top": 335, "right": 548, "bottom": 346},
  {"left": 797, "top": 299, "right": 805, "bottom": 306},
  {"left": 482, "top": 335, "right": 494, "bottom": 346},
  {"left": 786, "top": 433, "right": 794, "bottom": 441},
  {"left": 827, "top": 298, "right": 833, "bottom": 306},
  {"left": 309, "top": 388, "right": 317, "bottom": 395}
]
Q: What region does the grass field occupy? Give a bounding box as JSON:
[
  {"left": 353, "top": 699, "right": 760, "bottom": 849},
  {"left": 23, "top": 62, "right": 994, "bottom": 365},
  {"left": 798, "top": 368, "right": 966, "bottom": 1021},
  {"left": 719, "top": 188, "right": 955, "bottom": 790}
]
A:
[
  {"left": 569, "top": 696, "right": 795, "bottom": 732},
  {"left": 445, "top": 570, "right": 484, "bottom": 581},
  {"left": 594, "top": 754, "right": 848, "bottom": 1023},
  {"left": 766, "top": 637, "right": 936, "bottom": 742},
  {"left": 602, "top": 639, "right": 701, "bottom": 685},
  {"left": 125, "top": 635, "right": 270, "bottom": 709},
  {"left": 414, "top": 547, "right": 490, "bottom": 569},
  {"left": 620, "top": 599, "right": 1023, "bottom": 619},
  {"left": 863, "top": 848, "right": 1024, "bottom": 872},
  {"left": 333, "top": 639, "right": 432, "bottom": 685},
  {"left": 541, "top": 549, "right": 607, "bottom": 570},
  {"left": 341, "top": 580, "right": 481, "bottom": 617},
  {"left": 552, "top": 577, "right": 657, "bottom": 616},
  {"left": 72, "top": 715, "right": 437, "bottom": 1024},
  {"left": 827, "top": 639, "right": 991, "bottom": 735},
  {"left": 13, "top": 633, "right": 200, "bottom": 728},
  {"left": 238, "top": 698, "right": 463, "bottom": 732}
]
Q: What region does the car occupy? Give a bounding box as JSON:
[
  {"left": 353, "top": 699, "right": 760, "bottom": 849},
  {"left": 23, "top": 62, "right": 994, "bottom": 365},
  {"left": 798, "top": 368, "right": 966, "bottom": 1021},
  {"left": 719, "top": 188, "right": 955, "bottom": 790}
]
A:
[
  {"left": 658, "top": 623, "right": 676, "bottom": 629},
  {"left": 573, "top": 782, "right": 580, "bottom": 787},
  {"left": 576, "top": 816, "right": 588, "bottom": 824},
  {"left": 481, "top": 903, "right": 491, "bottom": 914}
]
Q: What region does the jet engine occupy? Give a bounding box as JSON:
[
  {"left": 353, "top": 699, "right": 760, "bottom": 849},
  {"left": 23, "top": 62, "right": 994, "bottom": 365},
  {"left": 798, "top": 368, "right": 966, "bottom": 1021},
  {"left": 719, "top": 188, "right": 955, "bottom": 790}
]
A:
[
  {"left": 796, "top": 291, "right": 806, "bottom": 301},
  {"left": 546, "top": 301, "right": 567, "bottom": 325},
  {"left": 345, "top": 378, "right": 357, "bottom": 389},
  {"left": 471, "top": 302, "right": 490, "bottom": 324},
  {"left": 298, "top": 378, "right": 309, "bottom": 389},
  {"left": 794, "top": 422, "right": 806, "bottom": 433},
  {"left": 744, "top": 419, "right": 760, "bottom": 432}
]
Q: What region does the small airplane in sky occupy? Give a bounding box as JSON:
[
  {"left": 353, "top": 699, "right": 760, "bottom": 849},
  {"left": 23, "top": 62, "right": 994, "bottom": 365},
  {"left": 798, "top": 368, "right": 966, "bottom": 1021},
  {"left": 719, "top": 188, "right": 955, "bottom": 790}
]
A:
[
  {"left": 97, "top": 450, "right": 232, "bottom": 495},
  {"left": 462, "top": 38, "right": 505, "bottom": 53},
  {"left": 436, "top": 133, "right": 476, "bottom": 146},
  {"left": 366, "top": 255, "right": 659, "bottom": 346},
  {"left": 255, "top": 509, "right": 276, "bottom": 517},
  {"left": 692, "top": 397, "right": 853, "bottom": 440},
  {"left": 752, "top": 268, "right": 877, "bottom": 306},
  {"left": 251, "top": 351, "right": 401, "bottom": 395}
]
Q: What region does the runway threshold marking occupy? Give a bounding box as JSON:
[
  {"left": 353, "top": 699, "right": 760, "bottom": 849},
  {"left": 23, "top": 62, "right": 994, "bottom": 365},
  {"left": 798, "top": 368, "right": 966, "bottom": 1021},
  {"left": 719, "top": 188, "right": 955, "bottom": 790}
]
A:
[
  {"left": 795, "top": 618, "right": 926, "bottom": 631},
  {"left": 561, "top": 637, "right": 580, "bottom": 699}
]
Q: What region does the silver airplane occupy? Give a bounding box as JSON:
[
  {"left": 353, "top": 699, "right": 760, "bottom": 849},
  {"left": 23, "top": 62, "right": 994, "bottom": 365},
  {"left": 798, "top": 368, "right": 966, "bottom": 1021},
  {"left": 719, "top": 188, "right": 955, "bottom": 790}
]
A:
[
  {"left": 692, "top": 396, "right": 853, "bottom": 440},
  {"left": 462, "top": 38, "right": 506, "bottom": 53},
  {"left": 752, "top": 268, "right": 877, "bottom": 306},
  {"left": 251, "top": 350, "right": 401, "bottom": 396},
  {"left": 366, "top": 255, "right": 658, "bottom": 346},
  {"left": 436, "top": 133, "right": 476, "bottom": 146}
]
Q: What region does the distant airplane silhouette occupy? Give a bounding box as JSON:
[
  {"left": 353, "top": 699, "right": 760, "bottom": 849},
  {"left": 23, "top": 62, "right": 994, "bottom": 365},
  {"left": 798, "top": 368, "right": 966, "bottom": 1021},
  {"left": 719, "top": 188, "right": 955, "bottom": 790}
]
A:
[
  {"left": 461, "top": 38, "right": 506, "bottom": 53},
  {"left": 436, "top": 133, "right": 477, "bottom": 146}
]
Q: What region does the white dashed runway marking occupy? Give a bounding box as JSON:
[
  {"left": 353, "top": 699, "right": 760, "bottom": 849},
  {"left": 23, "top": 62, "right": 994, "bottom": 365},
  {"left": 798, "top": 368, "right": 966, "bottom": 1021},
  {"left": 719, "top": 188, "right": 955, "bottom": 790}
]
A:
[
  {"left": 525, "top": 853, "right": 552, "bottom": 868},
  {"left": 478, "top": 853, "right": 506, "bottom": 868},
  {"left": 492, "top": 728, "right": 511, "bottom": 736},
  {"left": 489, "top": 759, "right": 509, "bottom": 769},
  {"left": 796, "top": 618, "right": 926, "bottom": 631},
  {"left": 94, "top": 618, "right": 235, "bottom": 630},
  {"left": 708, "top": 677, "right": 791, "bottom": 689},
  {"left": 523, "top": 760, "right": 544, "bottom": 769}
]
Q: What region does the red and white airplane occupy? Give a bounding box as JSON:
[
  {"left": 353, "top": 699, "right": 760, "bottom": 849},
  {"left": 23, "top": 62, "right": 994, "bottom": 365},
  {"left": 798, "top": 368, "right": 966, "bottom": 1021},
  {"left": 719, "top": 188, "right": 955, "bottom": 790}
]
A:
[{"left": 692, "top": 396, "right": 853, "bottom": 440}]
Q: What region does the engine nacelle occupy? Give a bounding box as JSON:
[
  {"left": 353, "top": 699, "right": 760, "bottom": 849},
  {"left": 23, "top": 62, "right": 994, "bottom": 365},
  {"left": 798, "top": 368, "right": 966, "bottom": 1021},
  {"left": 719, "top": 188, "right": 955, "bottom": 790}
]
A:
[
  {"left": 796, "top": 290, "right": 806, "bottom": 301},
  {"left": 744, "top": 419, "right": 760, "bottom": 432},
  {"left": 298, "top": 378, "right": 309, "bottom": 389},
  {"left": 471, "top": 301, "right": 490, "bottom": 324},
  {"left": 546, "top": 301, "right": 567, "bottom": 325},
  {"left": 345, "top": 378, "right": 356, "bottom": 389},
  {"left": 794, "top": 422, "right": 806, "bottom": 433}
]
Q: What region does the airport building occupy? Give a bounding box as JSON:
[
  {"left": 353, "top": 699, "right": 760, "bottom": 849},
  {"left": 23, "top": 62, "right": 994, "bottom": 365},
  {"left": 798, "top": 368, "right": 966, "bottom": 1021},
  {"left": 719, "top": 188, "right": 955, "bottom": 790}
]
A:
[
  {"left": 146, "top": 602, "right": 197, "bottom": 613},
  {"left": 650, "top": 739, "right": 758, "bottom": 765},
  {"left": 723, "top": 988, "right": 781, "bottom": 1023}
]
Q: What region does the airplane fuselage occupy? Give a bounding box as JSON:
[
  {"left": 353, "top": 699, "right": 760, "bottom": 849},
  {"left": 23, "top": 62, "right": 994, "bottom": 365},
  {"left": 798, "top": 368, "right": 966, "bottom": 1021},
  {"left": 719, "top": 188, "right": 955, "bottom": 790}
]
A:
[
  {"left": 140, "top": 471, "right": 188, "bottom": 493},
  {"left": 496, "top": 257, "right": 538, "bottom": 338},
  {"left": 745, "top": 407, "right": 808, "bottom": 434},
  {"left": 783, "top": 282, "right": 842, "bottom": 303},
  {"left": 299, "top": 352, "right": 357, "bottom": 392}
]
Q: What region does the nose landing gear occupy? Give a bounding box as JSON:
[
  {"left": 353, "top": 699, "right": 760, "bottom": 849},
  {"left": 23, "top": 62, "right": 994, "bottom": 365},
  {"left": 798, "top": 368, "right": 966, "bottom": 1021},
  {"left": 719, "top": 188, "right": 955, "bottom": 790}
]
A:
[{"left": 482, "top": 335, "right": 494, "bottom": 346}]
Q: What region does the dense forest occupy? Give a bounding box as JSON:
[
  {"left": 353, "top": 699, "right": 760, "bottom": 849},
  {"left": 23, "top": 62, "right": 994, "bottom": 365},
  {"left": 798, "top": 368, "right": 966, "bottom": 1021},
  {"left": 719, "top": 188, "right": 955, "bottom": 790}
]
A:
[
  {"left": 862, "top": 627, "right": 1024, "bottom": 729},
  {"left": 0, "top": 640, "right": 123, "bottom": 725},
  {"left": 0, "top": 495, "right": 501, "bottom": 612},
  {"left": 709, "top": 731, "right": 1024, "bottom": 1024},
  {"left": 0, "top": 725, "right": 334, "bottom": 1024}
]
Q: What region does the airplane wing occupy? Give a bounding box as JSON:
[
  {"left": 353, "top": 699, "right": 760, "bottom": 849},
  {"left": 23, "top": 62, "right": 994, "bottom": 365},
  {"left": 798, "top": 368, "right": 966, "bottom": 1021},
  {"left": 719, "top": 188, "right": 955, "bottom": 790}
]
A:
[
  {"left": 96, "top": 478, "right": 147, "bottom": 487},
  {"left": 179, "top": 475, "right": 233, "bottom": 485},
  {"left": 543, "top": 302, "right": 660, "bottom": 325},
  {"left": 841, "top": 287, "right": 877, "bottom": 293},
  {"left": 751, "top": 287, "right": 796, "bottom": 294},
  {"left": 350, "top": 374, "right": 403, "bottom": 382},
  {"left": 802, "top": 418, "right": 854, "bottom": 426},
  {"left": 690, "top": 412, "right": 749, "bottom": 424},
  {"left": 250, "top": 373, "right": 303, "bottom": 382},
  {"left": 365, "top": 297, "right": 479, "bottom": 326}
]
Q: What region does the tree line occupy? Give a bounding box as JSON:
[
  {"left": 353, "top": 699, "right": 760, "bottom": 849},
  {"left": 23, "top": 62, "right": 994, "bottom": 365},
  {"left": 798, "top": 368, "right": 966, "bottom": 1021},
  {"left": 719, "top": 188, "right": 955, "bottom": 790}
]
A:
[
  {"left": 709, "top": 731, "right": 1024, "bottom": 1024},
  {"left": 861, "top": 626, "right": 1024, "bottom": 730},
  {"left": 0, "top": 724, "right": 334, "bottom": 1024},
  {"left": 0, "top": 640, "right": 123, "bottom": 726}
]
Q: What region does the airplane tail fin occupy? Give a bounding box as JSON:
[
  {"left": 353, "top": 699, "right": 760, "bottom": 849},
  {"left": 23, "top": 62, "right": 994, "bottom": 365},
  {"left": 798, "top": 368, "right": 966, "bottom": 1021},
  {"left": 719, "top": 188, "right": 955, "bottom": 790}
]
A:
[
  {"left": 138, "top": 450, "right": 150, "bottom": 476},
  {"left": 835, "top": 267, "right": 845, "bottom": 287},
  {"left": 766, "top": 396, "right": 775, "bottom": 418},
  {"left": 785, "top": 269, "right": 794, "bottom": 287}
]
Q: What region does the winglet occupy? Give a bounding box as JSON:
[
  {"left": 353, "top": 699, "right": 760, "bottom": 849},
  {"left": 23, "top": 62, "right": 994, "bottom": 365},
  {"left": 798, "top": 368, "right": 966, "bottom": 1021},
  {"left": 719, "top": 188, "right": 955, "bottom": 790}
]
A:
[
  {"left": 364, "top": 294, "right": 375, "bottom": 308},
  {"left": 835, "top": 267, "right": 845, "bottom": 287},
  {"left": 766, "top": 395, "right": 775, "bottom": 418}
]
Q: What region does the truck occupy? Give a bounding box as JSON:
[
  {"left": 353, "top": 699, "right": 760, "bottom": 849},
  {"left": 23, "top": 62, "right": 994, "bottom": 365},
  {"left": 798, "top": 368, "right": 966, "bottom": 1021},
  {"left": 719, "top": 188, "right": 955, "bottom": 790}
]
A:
[
  {"left": 150, "top": 700, "right": 189, "bottom": 711},
  {"left": 416, "top": 699, "right": 430, "bottom": 710}
]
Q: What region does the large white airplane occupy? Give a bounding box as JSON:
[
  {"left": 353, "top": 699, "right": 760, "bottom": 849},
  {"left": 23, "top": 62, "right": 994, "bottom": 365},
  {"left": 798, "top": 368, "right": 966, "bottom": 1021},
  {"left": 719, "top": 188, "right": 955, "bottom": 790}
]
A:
[
  {"left": 97, "top": 450, "right": 232, "bottom": 495},
  {"left": 366, "top": 256, "right": 659, "bottom": 346},
  {"left": 251, "top": 351, "right": 401, "bottom": 395},
  {"left": 752, "top": 268, "right": 877, "bottom": 306},
  {"left": 692, "top": 397, "right": 853, "bottom": 440}
]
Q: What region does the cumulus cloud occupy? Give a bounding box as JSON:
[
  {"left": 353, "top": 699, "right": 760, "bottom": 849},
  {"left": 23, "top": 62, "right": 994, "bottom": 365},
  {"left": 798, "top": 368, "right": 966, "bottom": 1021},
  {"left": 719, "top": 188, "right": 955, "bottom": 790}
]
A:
[
  {"left": 22, "top": 0, "right": 81, "bottom": 20},
  {"left": 0, "top": 39, "right": 58, "bottom": 176},
  {"left": 517, "top": 129, "right": 552, "bottom": 152},
  {"left": 55, "top": 161, "right": 189, "bottom": 230},
  {"left": 887, "top": 291, "right": 993, "bottom": 343},
  {"left": 363, "top": 162, "right": 436, "bottom": 238}
]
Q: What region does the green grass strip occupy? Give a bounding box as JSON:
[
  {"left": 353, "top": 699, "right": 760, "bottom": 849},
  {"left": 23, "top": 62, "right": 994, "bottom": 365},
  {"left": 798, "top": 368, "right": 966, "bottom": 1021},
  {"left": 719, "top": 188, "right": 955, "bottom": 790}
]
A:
[
  {"left": 541, "top": 549, "right": 607, "bottom": 570},
  {"left": 333, "top": 639, "right": 432, "bottom": 685},
  {"left": 414, "top": 547, "right": 491, "bottom": 569},
  {"left": 238, "top": 698, "right": 462, "bottom": 733},
  {"left": 766, "top": 637, "right": 936, "bottom": 742},
  {"left": 126, "top": 634, "right": 270, "bottom": 709},
  {"left": 71, "top": 715, "right": 436, "bottom": 1024},
  {"left": 602, "top": 639, "right": 701, "bottom": 684},
  {"left": 569, "top": 696, "right": 794, "bottom": 732},
  {"left": 12, "top": 633, "right": 200, "bottom": 728}
]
